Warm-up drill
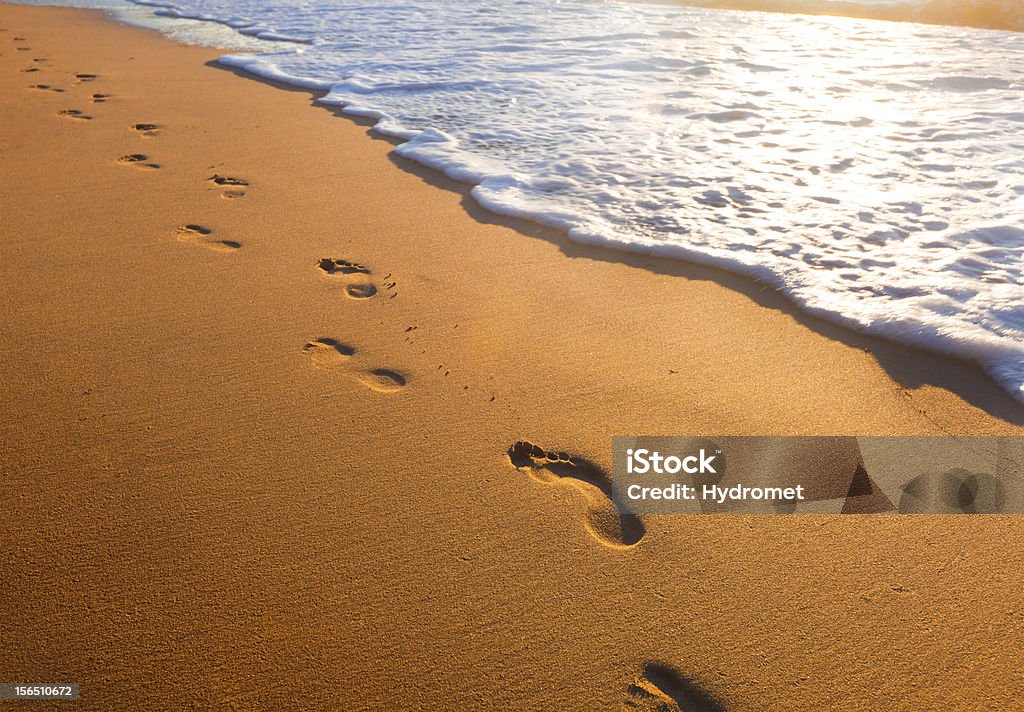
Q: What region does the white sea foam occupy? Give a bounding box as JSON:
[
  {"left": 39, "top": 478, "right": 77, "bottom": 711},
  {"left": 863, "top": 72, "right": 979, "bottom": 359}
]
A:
[
  {"left": 42, "top": 0, "right": 1024, "bottom": 402},
  {"left": 679, "top": 0, "right": 1024, "bottom": 33}
]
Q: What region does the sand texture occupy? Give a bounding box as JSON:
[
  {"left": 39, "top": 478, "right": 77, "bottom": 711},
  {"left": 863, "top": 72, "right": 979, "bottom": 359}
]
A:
[{"left": 1, "top": 4, "right": 1023, "bottom": 709}]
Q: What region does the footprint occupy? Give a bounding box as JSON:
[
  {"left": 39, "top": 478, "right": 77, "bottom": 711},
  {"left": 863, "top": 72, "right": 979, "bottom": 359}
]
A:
[
  {"left": 57, "top": 109, "right": 91, "bottom": 120},
  {"left": 508, "top": 441, "right": 644, "bottom": 548},
  {"left": 21, "top": 67, "right": 40, "bottom": 73},
  {"left": 345, "top": 283, "right": 377, "bottom": 300},
  {"left": 302, "top": 338, "right": 355, "bottom": 369},
  {"left": 317, "top": 257, "right": 381, "bottom": 301},
  {"left": 75, "top": 73, "right": 98, "bottom": 82},
  {"left": 318, "top": 257, "right": 370, "bottom": 275},
  {"left": 30, "top": 84, "right": 64, "bottom": 93},
  {"left": 91, "top": 93, "right": 111, "bottom": 103},
  {"left": 302, "top": 339, "right": 406, "bottom": 393},
  {"left": 625, "top": 664, "right": 723, "bottom": 712},
  {"left": 176, "top": 224, "right": 240, "bottom": 252},
  {"left": 132, "top": 123, "right": 160, "bottom": 137},
  {"left": 208, "top": 174, "right": 248, "bottom": 187},
  {"left": 207, "top": 174, "right": 248, "bottom": 199},
  {"left": 359, "top": 369, "right": 406, "bottom": 392},
  {"left": 118, "top": 153, "right": 160, "bottom": 170}
]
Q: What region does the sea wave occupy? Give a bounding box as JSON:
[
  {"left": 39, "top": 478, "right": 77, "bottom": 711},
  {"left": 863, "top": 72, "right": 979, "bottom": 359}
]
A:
[
  {"left": 113, "top": 0, "right": 1024, "bottom": 404},
  {"left": 676, "top": 0, "right": 1024, "bottom": 33}
]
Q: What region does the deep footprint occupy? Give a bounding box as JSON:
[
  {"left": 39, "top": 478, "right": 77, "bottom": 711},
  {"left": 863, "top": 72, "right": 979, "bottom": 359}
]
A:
[
  {"left": 345, "top": 283, "right": 377, "bottom": 299},
  {"left": 208, "top": 174, "right": 249, "bottom": 187},
  {"left": 318, "top": 258, "right": 379, "bottom": 300},
  {"left": 91, "top": 93, "right": 111, "bottom": 103},
  {"left": 318, "top": 257, "right": 370, "bottom": 275},
  {"left": 625, "top": 664, "right": 724, "bottom": 712},
  {"left": 507, "top": 440, "right": 645, "bottom": 548},
  {"left": 176, "top": 224, "right": 240, "bottom": 252},
  {"left": 30, "top": 84, "right": 64, "bottom": 92},
  {"left": 118, "top": 153, "right": 160, "bottom": 170},
  {"left": 75, "top": 72, "right": 98, "bottom": 82}
]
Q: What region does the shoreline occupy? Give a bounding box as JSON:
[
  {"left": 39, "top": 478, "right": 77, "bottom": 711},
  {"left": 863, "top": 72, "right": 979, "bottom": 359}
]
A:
[
  {"left": 209, "top": 62, "right": 1024, "bottom": 428},
  {"left": 168, "top": 2, "right": 1024, "bottom": 406},
  {"left": 2, "top": 3, "right": 1024, "bottom": 709}
]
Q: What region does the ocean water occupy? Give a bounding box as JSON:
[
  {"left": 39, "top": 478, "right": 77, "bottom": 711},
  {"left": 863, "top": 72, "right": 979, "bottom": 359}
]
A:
[
  {"left": 679, "top": 0, "right": 1024, "bottom": 33},
  {"left": 23, "top": 0, "right": 1024, "bottom": 402}
]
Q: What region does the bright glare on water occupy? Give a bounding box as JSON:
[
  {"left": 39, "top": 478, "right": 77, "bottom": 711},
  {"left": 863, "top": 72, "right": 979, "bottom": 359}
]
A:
[{"left": 80, "top": 0, "right": 1024, "bottom": 400}]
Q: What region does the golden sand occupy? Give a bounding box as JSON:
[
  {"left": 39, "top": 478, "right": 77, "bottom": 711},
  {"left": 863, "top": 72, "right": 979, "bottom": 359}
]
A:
[{"left": 1, "top": 4, "right": 1023, "bottom": 708}]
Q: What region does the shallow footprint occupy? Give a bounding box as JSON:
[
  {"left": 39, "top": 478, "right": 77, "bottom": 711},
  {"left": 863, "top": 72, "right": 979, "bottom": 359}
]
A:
[
  {"left": 118, "top": 153, "right": 160, "bottom": 170},
  {"left": 30, "top": 84, "right": 64, "bottom": 93},
  {"left": 208, "top": 174, "right": 249, "bottom": 199},
  {"left": 625, "top": 663, "right": 723, "bottom": 712},
  {"left": 358, "top": 369, "right": 406, "bottom": 392},
  {"left": 132, "top": 122, "right": 160, "bottom": 137},
  {"left": 303, "top": 340, "right": 406, "bottom": 393},
  {"left": 176, "top": 224, "right": 240, "bottom": 252},
  {"left": 303, "top": 338, "right": 356, "bottom": 369},
  {"left": 508, "top": 440, "right": 645, "bottom": 548},
  {"left": 57, "top": 109, "right": 91, "bottom": 120}
]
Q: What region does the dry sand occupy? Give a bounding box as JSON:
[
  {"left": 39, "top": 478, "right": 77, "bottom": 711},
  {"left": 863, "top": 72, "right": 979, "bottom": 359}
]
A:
[{"left": 1, "top": 3, "right": 1023, "bottom": 709}]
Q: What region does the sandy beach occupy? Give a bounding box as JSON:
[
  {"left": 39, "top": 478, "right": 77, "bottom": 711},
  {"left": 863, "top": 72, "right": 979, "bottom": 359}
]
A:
[{"left": 1, "top": 3, "right": 1023, "bottom": 708}]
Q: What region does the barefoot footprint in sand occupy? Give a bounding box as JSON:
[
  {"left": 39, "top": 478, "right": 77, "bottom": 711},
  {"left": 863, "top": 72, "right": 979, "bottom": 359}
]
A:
[
  {"left": 118, "top": 153, "right": 160, "bottom": 170},
  {"left": 176, "top": 224, "right": 240, "bottom": 252},
  {"left": 624, "top": 663, "right": 723, "bottom": 712},
  {"left": 132, "top": 122, "right": 160, "bottom": 137},
  {"left": 508, "top": 440, "right": 645, "bottom": 548},
  {"left": 57, "top": 109, "right": 91, "bottom": 120},
  {"left": 302, "top": 338, "right": 406, "bottom": 393},
  {"left": 317, "top": 257, "right": 381, "bottom": 300},
  {"left": 207, "top": 174, "right": 249, "bottom": 199},
  {"left": 315, "top": 257, "right": 380, "bottom": 299}
]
